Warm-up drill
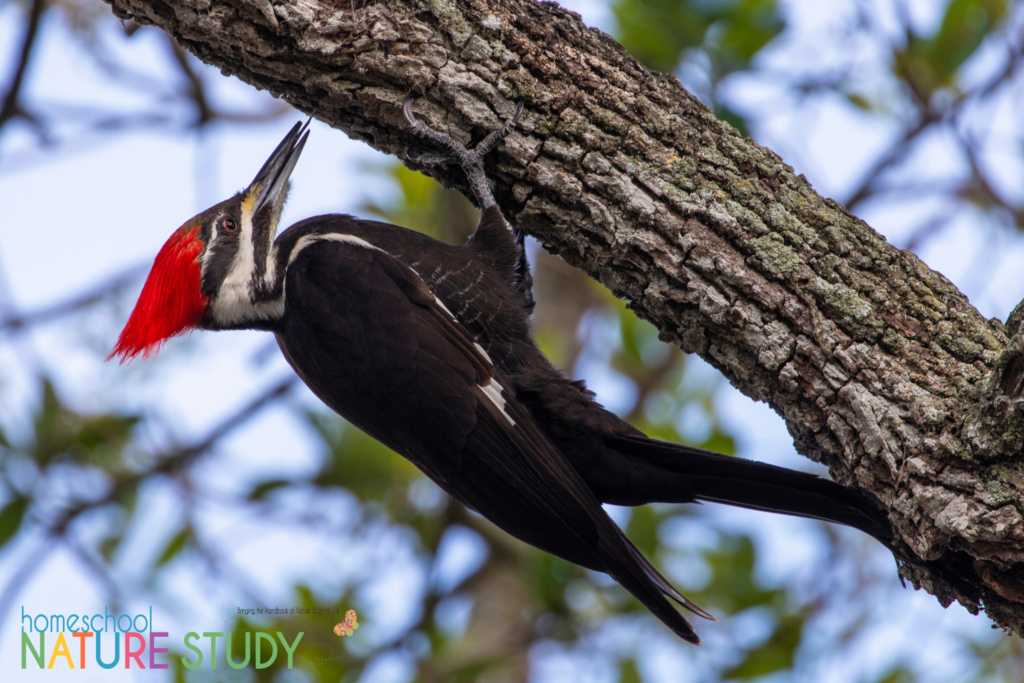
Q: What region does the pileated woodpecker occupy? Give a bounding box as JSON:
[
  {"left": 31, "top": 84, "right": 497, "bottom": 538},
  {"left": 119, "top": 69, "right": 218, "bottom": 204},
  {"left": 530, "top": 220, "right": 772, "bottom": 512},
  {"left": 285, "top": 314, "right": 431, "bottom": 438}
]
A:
[{"left": 110, "top": 102, "right": 895, "bottom": 644}]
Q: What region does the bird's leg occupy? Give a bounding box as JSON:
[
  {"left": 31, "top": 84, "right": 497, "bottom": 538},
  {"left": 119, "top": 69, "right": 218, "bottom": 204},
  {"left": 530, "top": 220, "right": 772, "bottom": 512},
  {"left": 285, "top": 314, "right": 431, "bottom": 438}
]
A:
[
  {"left": 404, "top": 99, "right": 534, "bottom": 314},
  {"left": 403, "top": 99, "right": 524, "bottom": 210}
]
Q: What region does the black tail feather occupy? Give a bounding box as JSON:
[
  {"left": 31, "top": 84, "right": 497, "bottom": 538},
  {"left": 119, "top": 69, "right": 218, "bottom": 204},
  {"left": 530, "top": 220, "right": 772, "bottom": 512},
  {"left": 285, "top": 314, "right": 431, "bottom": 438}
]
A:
[
  {"left": 607, "top": 435, "right": 895, "bottom": 549},
  {"left": 624, "top": 541, "right": 717, "bottom": 621},
  {"left": 599, "top": 534, "right": 705, "bottom": 644}
]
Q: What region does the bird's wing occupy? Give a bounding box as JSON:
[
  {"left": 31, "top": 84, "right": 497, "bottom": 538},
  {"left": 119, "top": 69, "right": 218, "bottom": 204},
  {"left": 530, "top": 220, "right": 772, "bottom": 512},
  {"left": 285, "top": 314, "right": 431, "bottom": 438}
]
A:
[{"left": 280, "top": 238, "right": 709, "bottom": 642}]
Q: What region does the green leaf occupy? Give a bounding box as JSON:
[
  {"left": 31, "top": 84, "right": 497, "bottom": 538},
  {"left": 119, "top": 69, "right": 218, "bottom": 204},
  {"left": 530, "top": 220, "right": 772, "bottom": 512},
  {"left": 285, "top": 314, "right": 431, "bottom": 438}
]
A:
[
  {"left": 0, "top": 497, "right": 28, "bottom": 548},
  {"left": 619, "top": 658, "right": 643, "bottom": 683},
  {"left": 617, "top": 304, "right": 646, "bottom": 367},
  {"left": 694, "top": 428, "right": 736, "bottom": 457},
  {"left": 531, "top": 554, "right": 579, "bottom": 621},
  {"left": 873, "top": 665, "right": 916, "bottom": 683},
  {"left": 74, "top": 414, "right": 138, "bottom": 472},
  {"left": 701, "top": 534, "right": 779, "bottom": 613},
  {"left": 714, "top": 0, "right": 786, "bottom": 74},
  {"left": 625, "top": 505, "right": 660, "bottom": 557},
  {"left": 32, "top": 379, "right": 74, "bottom": 465},
  {"left": 450, "top": 659, "right": 507, "bottom": 683},
  {"left": 845, "top": 92, "right": 874, "bottom": 111},
  {"left": 29, "top": 378, "right": 138, "bottom": 470},
  {"left": 895, "top": 0, "right": 1006, "bottom": 96},
  {"left": 534, "top": 327, "right": 569, "bottom": 369},
  {"left": 614, "top": 0, "right": 712, "bottom": 72},
  {"left": 76, "top": 414, "right": 139, "bottom": 452},
  {"left": 154, "top": 528, "right": 189, "bottom": 568},
  {"left": 715, "top": 103, "right": 751, "bottom": 137},
  {"left": 929, "top": 0, "right": 1006, "bottom": 83},
  {"left": 171, "top": 656, "right": 188, "bottom": 683},
  {"left": 247, "top": 478, "right": 292, "bottom": 501},
  {"left": 99, "top": 533, "right": 123, "bottom": 562},
  {"left": 723, "top": 613, "right": 804, "bottom": 679},
  {"left": 613, "top": 0, "right": 784, "bottom": 76},
  {"left": 359, "top": 163, "right": 479, "bottom": 243}
]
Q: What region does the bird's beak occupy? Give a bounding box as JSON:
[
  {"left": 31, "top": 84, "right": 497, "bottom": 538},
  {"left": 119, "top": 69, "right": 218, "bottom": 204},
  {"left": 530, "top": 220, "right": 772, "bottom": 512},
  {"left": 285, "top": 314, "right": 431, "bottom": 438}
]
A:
[{"left": 245, "top": 118, "right": 311, "bottom": 218}]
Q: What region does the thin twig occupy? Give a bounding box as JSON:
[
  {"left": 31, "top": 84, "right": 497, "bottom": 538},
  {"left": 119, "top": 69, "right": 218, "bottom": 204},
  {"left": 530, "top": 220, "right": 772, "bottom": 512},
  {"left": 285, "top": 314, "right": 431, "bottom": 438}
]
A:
[
  {"left": 0, "top": 0, "right": 46, "bottom": 133},
  {"left": 902, "top": 210, "right": 956, "bottom": 253},
  {"left": 845, "top": 114, "right": 937, "bottom": 211},
  {"left": 167, "top": 36, "right": 215, "bottom": 127},
  {"left": 0, "top": 263, "right": 149, "bottom": 333}
]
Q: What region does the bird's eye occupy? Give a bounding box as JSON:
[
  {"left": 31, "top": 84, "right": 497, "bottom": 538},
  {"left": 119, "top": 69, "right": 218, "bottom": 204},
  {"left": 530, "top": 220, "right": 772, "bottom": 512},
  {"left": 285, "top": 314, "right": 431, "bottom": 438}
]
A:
[{"left": 221, "top": 217, "right": 237, "bottom": 232}]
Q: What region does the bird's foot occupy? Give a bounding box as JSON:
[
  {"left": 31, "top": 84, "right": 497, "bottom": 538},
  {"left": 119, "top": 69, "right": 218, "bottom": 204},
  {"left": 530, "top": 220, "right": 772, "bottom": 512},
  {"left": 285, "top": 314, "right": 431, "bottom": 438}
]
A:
[{"left": 403, "top": 99, "right": 524, "bottom": 209}]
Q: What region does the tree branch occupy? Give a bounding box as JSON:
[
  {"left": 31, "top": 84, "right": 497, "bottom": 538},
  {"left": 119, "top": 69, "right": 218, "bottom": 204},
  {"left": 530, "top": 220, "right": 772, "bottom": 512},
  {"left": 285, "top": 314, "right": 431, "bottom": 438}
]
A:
[
  {"left": 103, "top": 0, "right": 1024, "bottom": 633},
  {"left": 0, "top": 0, "right": 46, "bottom": 134},
  {"left": 0, "top": 263, "right": 148, "bottom": 333}
]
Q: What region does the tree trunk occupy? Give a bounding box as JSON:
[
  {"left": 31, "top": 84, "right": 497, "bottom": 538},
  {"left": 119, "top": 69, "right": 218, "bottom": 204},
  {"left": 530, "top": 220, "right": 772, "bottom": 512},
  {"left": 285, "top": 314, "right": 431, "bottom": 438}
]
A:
[{"left": 105, "top": 0, "right": 1024, "bottom": 634}]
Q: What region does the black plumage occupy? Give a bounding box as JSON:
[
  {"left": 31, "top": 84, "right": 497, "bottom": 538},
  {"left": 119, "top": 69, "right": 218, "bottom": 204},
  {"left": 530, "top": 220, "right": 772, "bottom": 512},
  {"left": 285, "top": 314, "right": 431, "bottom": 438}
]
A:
[
  {"left": 273, "top": 206, "right": 895, "bottom": 552},
  {"left": 116, "top": 112, "right": 896, "bottom": 644},
  {"left": 268, "top": 202, "right": 896, "bottom": 643},
  {"left": 273, "top": 220, "right": 709, "bottom": 642}
]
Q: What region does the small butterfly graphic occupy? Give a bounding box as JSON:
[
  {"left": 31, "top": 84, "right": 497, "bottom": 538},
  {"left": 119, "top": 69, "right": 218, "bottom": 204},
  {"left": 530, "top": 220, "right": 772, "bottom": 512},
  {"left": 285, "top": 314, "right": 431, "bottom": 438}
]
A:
[{"left": 333, "top": 610, "right": 359, "bottom": 636}]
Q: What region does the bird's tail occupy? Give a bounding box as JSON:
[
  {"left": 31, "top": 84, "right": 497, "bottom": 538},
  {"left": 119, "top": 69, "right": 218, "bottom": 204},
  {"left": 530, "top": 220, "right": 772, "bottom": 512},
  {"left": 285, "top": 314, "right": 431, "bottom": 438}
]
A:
[
  {"left": 607, "top": 434, "right": 895, "bottom": 549},
  {"left": 598, "top": 530, "right": 713, "bottom": 645}
]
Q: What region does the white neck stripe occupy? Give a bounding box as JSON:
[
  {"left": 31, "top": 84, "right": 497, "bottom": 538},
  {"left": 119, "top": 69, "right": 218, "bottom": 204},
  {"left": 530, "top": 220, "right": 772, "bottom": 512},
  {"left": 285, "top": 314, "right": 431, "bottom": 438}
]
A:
[{"left": 287, "top": 233, "right": 383, "bottom": 268}]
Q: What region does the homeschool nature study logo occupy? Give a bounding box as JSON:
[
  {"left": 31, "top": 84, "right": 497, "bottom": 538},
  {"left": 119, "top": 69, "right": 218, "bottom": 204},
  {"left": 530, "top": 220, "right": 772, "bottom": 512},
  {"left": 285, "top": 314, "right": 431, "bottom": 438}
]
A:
[{"left": 19, "top": 606, "right": 304, "bottom": 670}]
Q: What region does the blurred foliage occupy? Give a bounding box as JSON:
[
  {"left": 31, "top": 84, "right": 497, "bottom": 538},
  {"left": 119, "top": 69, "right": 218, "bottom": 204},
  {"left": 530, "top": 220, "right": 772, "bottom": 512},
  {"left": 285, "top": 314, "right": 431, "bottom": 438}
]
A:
[
  {"left": 1, "top": 0, "right": 1023, "bottom": 682},
  {"left": 614, "top": 0, "right": 783, "bottom": 132},
  {"left": 895, "top": 0, "right": 1007, "bottom": 101},
  {"left": 614, "top": 0, "right": 783, "bottom": 75}
]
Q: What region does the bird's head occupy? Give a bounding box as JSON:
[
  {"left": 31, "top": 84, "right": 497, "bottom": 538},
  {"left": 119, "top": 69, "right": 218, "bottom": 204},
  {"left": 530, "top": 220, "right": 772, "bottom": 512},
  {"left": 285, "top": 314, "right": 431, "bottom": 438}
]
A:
[{"left": 109, "top": 121, "right": 310, "bottom": 363}]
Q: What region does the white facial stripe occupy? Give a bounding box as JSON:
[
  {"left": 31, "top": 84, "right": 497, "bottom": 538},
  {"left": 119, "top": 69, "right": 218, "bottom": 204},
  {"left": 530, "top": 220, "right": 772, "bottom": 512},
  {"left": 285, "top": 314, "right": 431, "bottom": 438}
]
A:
[
  {"left": 201, "top": 224, "right": 219, "bottom": 271},
  {"left": 480, "top": 379, "right": 515, "bottom": 426},
  {"left": 210, "top": 291, "right": 284, "bottom": 326},
  {"left": 263, "top": 243, "right": 277, "bottom": 289},
  {"left": 208, "top": 199, "right": 287, "bottom": 326},
  {"left": 234, "top": 201, "right": 258, "bottom": 282}
]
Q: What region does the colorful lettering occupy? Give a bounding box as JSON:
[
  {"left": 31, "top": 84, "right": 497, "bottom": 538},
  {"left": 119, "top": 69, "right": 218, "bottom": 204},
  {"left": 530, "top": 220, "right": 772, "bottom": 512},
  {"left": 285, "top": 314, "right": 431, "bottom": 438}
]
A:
[
  {"left": 71, "top": 632, "right": 93, "bottom": 668},
  {"left": 125, "top": 632, "right": 146, "bottom": 669},
  {"left": 21, "top": 632, "right": 44, "bottom": 669},
  {"left": 181, "top": 632, "right": 203, "bottom": 669},
  {"left": 47, "top": 632, "right": 74, "bottom": 669}
]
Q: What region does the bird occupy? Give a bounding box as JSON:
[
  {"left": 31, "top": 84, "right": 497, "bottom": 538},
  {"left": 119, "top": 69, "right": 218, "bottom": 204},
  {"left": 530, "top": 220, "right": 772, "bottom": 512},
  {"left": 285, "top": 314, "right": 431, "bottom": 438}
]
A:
[{"left": 109, "top": 101, "right": 896, "bottom": 644}]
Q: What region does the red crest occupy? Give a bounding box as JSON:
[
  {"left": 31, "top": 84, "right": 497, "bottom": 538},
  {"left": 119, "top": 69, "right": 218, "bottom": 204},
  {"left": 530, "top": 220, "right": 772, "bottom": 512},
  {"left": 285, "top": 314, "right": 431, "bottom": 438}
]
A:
[{"left": 109, "top": 226, "right": 208, "bottom": 363}]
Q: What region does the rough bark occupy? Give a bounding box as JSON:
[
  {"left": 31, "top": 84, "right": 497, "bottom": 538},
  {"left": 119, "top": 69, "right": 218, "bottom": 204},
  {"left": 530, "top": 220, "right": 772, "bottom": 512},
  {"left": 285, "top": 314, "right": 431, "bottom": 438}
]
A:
[{"left": 105, "top": 0, "right": 1024, "bottom": 633}]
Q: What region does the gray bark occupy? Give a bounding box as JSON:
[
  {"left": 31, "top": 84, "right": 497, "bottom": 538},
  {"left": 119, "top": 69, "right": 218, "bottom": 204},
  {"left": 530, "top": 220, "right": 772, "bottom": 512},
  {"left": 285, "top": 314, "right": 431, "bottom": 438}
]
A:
[{"left": 105, "top": 0, "right": 1024, "bottom": 634}]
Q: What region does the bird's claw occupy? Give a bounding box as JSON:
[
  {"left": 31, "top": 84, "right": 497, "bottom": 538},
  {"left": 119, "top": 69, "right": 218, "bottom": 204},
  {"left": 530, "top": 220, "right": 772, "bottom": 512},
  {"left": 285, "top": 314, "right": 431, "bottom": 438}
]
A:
[
  {"left": 403, "top": 98, "right": 524, "bottom": 209},
  {"left": 468, "top": 101, "right": 524, "bottom": 165},
  {"left": 406, "top": 149, "right": 450, "bottom": 168}
]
